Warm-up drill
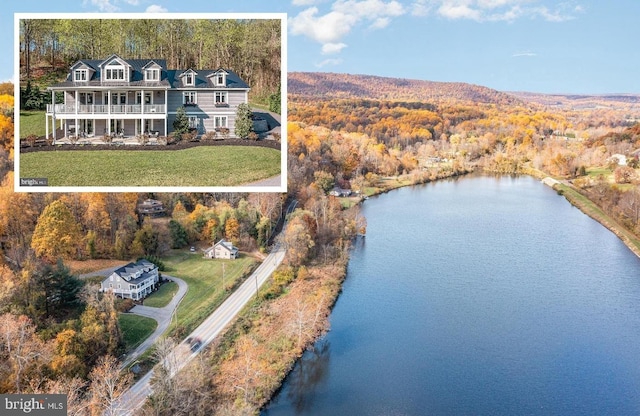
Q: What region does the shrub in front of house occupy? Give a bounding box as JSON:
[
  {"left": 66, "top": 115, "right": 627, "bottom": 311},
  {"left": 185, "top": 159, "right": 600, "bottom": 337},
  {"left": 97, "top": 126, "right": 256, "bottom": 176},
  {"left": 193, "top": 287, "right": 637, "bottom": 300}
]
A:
[
  {"left": 26, "top": 134, "right": 37, "bottom": 147},
  {"left": 202, "top": 131, "right": 218, "bottom": 141},
  {"left": 218, "top": 127, "right": 230, "bottom": 140},
  {"left": 137, "top": 134, "right": 149, "bottom": 145}
]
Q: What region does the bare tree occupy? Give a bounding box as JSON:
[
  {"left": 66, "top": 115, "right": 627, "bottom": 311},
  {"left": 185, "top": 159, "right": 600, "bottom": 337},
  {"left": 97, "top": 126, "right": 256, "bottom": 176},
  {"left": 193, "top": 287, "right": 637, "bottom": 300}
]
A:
[{"left": 87, "top": 355, "right": 132, "bottom": 416}]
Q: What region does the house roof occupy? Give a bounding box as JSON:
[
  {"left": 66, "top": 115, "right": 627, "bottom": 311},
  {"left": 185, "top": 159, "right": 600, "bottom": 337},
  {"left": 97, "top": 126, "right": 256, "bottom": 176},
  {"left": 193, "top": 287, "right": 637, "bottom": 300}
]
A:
[
  {"left": 108, "top": 259, "right": 157, "bottom": 284},
  {"left": 167, "top": 69, "right": 249, "bottom": 89},
  {"left": 205, "top": 239, "right": 238, "bottom": 254},
  {"left": 50, "top": 55, "right": 249, "bottom": 90}
]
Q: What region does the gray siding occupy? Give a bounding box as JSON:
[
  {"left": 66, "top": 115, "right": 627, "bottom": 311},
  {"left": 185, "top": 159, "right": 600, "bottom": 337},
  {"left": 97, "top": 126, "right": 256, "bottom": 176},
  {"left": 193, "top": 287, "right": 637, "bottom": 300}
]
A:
[{"left": 166, "top": 89, "right": 247, "bottom": 137}]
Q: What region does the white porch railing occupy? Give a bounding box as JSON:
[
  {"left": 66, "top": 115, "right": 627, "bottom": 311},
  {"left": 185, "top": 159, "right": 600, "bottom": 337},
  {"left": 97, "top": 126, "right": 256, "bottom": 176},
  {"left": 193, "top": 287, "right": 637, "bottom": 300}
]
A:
[{"left": 47, "top": 104, "right": 166, "bottom": 115}]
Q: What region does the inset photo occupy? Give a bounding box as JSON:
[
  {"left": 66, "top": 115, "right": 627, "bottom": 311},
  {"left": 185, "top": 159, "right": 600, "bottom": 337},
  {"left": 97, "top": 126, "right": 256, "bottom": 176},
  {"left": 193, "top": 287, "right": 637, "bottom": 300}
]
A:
[{"left": 15, "top": 13, "right": 286, "bottom": 192}]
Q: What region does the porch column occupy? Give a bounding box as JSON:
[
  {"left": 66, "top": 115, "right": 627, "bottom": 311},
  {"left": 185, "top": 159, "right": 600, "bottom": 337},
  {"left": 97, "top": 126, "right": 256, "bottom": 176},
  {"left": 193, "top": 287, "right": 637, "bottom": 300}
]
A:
[
  {"left": 164, "top": 89, "right": 168, "bottom": 136},
  {"left": 75, "top": 90, "right": 78, "bottom": 115},
  {"left": 75, "top": 118, "right": 79, "bottom": 139},
  {"left": 50, "top": 90, "right": 56, "bottom": 143},
  {"left": 141, "top": 89, "right": 145, "bottom": 115},
  {"left": 45, "top": 115, "right": 49, "bottom": 143}
]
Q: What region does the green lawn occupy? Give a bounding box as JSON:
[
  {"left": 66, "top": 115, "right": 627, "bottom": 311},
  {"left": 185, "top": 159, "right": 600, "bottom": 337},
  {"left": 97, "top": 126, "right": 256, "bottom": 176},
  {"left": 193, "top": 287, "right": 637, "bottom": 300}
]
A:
[
  {"left": 587, "top": 167, "right": 612, "bottom": 179},
  {"left": 143, "top": 281, "right": 178, "bottom": 308},
  {"left": 19, "top": 146, "right": 281, "bottom": 187},
  {"left": 162, "top": 250, "right": 258, "bottom": 339},
  {"left": 118, "top": 313, "right": 158, "bottom": 351},
  {"left": 19, "top": 111, "right": 46, "bottom": 138}
]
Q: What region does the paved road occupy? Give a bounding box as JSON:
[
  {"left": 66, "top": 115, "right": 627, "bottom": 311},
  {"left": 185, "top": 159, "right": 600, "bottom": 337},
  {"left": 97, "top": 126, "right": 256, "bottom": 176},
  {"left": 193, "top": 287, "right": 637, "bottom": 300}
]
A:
[
  {"left": 113, "top": 201, "right": 296, "bottom": 415},
  {"left": 114, "top": 243, "right": 287, "bottom": 415},
  {"left": 121, "top": 275, "right": 188, "bottom": 368}
]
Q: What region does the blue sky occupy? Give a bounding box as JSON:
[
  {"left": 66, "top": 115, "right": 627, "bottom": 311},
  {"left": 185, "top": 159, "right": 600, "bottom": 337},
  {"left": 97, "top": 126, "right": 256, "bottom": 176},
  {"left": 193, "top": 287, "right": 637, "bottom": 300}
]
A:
[{"left": 3, "top": 0, "right": 639, "bottom": 94}]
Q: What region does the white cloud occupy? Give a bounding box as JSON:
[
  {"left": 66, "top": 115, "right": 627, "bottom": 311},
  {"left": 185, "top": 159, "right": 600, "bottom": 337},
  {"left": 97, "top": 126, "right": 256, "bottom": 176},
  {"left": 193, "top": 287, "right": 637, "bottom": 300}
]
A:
[
  {"left": 83, "top": 0, "right": 119, "bottom": 12},
  {"left": 411, "top": 0, "right": 433, "bottom": 16},
  {"left": 315, "top": 58, "right": 343, "bottom": 67},
  {"left": 438, "top": 3, "right": 482, "bottom": 20},
  {"left": 369, "top": 17, "right": 391, "bottom": 29},
  {"left": 289, "top": 0, "right": 406, "bottom": 57},
  {"left": 146, "top": 4, "right": 168, "bottom": 12},
  {"left": 124, "top": 0, "right": 140, "bottom": 5},
  {"left": 412, "top": 0, "right": 583, "bottom": 22},
  {"left": 289, "top": 7, "right": 356, "bottom": 44},
  {"left": 322, "top": 42, "right": 348, "bottom": 54},
  {"left": 512, "top": 51, "right": 537, "bottom": 57}
]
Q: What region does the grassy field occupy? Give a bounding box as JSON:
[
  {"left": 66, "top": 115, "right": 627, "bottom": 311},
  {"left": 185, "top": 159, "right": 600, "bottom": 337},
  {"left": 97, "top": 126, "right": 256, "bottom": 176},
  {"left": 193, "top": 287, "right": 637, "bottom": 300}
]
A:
[
  {"left": 162, "top": 250, "right": 259, "bottom": 339},
  {"left": 143, "top": 281, "right": 178, "bottom": 308},
  {"left": 19, "top": 146, "right": 281, "bottom": 187},
  {"left": 118, "top": 313, "right": 158, "bottom": 351},
  {"left": 19, "top": 111, "right": 46, "bottom": 138}
]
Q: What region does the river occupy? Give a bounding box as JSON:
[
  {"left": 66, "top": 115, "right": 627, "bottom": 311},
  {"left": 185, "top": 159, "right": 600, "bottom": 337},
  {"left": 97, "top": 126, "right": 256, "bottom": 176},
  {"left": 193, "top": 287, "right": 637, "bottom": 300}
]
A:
[{"left": 263, "top": 175, "right": 640, "bottom": 416}]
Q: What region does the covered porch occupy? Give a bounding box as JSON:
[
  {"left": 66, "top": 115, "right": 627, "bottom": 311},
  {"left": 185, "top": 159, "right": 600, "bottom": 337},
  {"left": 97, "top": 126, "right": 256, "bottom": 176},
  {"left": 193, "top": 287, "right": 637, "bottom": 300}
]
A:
[{"left": 46, "top": 116, "right": 168, "bottom": 144}]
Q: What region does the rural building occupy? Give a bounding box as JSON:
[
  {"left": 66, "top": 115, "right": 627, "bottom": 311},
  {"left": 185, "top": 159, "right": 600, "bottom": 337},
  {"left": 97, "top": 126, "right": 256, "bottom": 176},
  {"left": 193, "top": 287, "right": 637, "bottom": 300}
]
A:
[
  {"left": 45, "top": 54, "right": 250, "bottom": 141},
  {"left": 137, "top": 198, "right": 165, "bottom": 216},
  {"left": 203, "top": 239, "right": 239, "bottom": 260},
  {"left": 100, "top": 259, "right": 159, "bottom": 300}
]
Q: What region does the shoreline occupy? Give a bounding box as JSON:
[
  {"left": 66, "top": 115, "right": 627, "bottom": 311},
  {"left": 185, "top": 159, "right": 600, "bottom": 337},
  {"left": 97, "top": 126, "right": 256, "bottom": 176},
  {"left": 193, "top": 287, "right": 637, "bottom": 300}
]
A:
[{"left": 256, "top": 167, "right": 640, "bottom": 412}]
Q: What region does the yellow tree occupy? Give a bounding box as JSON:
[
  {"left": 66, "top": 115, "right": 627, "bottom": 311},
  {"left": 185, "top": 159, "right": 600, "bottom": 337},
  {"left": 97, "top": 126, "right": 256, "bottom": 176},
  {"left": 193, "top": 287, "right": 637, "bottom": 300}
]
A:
[
  {"left": 31, "top": 199, "right": 82, "bottom": 261},
  {"left": 224, "top": 217, "right": 240, "bottom": 246}
]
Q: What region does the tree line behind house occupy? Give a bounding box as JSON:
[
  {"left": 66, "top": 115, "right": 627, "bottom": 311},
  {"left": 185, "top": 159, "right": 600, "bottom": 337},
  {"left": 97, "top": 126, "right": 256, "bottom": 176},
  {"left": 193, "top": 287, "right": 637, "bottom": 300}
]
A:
[{"left": 20, "top": 18, "right": 282, "bottom": 106}]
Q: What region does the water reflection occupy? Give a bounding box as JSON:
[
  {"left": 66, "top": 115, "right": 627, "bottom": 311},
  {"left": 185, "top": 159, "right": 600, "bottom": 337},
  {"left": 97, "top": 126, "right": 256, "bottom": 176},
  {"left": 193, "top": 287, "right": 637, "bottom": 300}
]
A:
[{"left": 283, "top": 340, "right": 331, "bottom": 414}]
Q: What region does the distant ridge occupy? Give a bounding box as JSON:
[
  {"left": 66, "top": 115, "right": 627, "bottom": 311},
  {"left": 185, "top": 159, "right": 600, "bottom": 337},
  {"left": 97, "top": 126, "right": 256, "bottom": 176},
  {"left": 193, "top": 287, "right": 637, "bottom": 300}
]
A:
[
  {"left": 509, "top": 91, "right": 640, "bottom": 110},
  {"left": 288, "top": 72, "right": 523, "bottom": 106}
]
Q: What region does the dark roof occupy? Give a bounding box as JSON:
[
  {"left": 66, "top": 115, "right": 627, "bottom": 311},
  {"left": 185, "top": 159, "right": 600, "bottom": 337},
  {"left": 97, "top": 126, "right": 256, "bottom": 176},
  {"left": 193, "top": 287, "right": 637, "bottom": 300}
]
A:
[
  {"left": 167, "top": 69, "right": 249, "bottom": 89},
  {"left": 110, "top": 259, "right": 157, "bottom": 284},
  {"left": 52, "top": 55, "right": 248, "bottom": 89}
]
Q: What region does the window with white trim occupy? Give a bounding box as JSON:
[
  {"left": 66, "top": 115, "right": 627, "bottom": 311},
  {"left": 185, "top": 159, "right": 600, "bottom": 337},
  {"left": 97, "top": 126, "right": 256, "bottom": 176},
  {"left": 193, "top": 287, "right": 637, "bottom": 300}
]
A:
[
  {"left": 74, "top": 69, "right": 88, "bottom": 81},
  {"left": 185, "top": 73, "right": 194, "bottom": 86},
  {"left": 145, "top": 69, "right": 159, "bottom": 81},
  {"left": 188, "top": 116, "right": 199, "bottom": 129},
  {"left": 214, "top": 115, "right": 228, "bottom": 129},
  {"left": 136, "top": 92, "right": 152, "bottom": 105},
  {"left": 215, "top": 73, "right": 225, "bottom": 86},
  {"left": 215, "top": 91, "right": 228, "bottom": 105},
  {"left": 105, "top": 66, "right": 125, "bottom": 81},
  {"left": 183, "top": 91, "right": 197, "bottom": 105}
]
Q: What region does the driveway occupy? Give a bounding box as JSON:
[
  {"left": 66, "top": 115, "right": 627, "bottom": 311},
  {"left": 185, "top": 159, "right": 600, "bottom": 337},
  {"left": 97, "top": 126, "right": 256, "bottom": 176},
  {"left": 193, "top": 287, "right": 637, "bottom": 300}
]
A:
[
  {"left": 121, "top": 275, "right": 188, "bottom": 368},
  {"left": 243, "top": 174, "right": 282, "bottom": 187}
]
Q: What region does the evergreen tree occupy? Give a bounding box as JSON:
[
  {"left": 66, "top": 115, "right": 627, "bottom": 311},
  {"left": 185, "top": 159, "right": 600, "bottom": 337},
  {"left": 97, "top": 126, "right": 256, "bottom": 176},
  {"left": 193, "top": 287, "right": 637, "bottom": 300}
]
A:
[
  {"left": 235, "top": 103, "right": 253, "bottom": 139},
  {"left": 269, "top": 84, "right": 281, "bottom": 114},
  {"left": 172, "top": 106, "right": 190, "bottom": 137}
]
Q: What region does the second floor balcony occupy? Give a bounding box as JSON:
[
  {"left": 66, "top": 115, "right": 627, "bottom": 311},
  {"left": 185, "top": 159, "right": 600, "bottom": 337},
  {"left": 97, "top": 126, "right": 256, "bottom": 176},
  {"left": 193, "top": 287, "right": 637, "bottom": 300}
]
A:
[{"left": 47, "top": 104, "right": 166, "bottom": 115}]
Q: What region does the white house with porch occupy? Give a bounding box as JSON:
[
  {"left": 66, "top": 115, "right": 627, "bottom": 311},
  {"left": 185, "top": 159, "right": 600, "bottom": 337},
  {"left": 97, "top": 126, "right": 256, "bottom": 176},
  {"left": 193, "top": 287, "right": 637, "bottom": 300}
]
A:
[
  {"left": 203, "top": 239, "right": 239, "bottom": 260},
  {"left": 45, "top": 54, "right": 250, "bottom": 143},
  {"left": 100, "top": 259, "right": 159, "bottom": 300}
]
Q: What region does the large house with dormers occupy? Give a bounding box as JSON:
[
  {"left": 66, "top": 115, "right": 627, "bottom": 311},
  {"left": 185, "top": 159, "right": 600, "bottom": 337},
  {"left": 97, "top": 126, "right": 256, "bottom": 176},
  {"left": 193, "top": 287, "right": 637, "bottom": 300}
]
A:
[
  {"left": 45, "top": 54, "right": 250, "bottom": 142},
  {"left": 100, "top": 259, "right": 159, "bottom": 300}
]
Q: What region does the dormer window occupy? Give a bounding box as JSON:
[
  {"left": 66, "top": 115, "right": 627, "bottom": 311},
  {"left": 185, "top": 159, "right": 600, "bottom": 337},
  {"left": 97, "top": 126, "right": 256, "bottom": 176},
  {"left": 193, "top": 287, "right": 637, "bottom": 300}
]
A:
[
  {"left": 105, "top": 66, "right": 125, "bottom": 81},
  {"left": 216, "top": 73, "right": 225, "bottom": 86},
  {"left": 145, "top": 69, "right": 159, "bottom": 81},
  {"left": 74, "top": 69, "right": 88, "bottom": 82},
  {"left": 185, "top": 73, "right": 194, "bottom": 86}
]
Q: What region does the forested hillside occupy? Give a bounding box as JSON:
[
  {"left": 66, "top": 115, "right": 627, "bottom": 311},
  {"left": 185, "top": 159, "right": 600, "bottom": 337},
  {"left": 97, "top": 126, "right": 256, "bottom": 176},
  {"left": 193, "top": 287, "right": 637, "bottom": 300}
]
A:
[
  {"left": 20, "top": 18, "right": 281, "bottom": 100},
  {"left": 289, "top": 71, "right": 522, "bottom": 105},
  {"left": 3, "top": 64, "right": 640, "bottom": 414}
]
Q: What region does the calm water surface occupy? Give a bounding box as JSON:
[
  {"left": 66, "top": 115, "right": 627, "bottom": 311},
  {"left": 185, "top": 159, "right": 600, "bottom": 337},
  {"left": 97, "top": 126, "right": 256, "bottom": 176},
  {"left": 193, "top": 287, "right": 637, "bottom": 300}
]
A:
[{"left": 264, "top": 175, "right": 640, "bottom": 415}]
